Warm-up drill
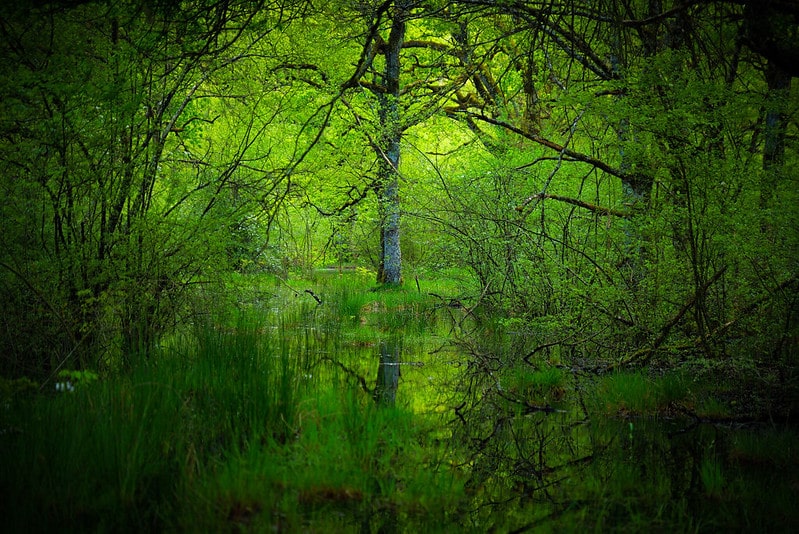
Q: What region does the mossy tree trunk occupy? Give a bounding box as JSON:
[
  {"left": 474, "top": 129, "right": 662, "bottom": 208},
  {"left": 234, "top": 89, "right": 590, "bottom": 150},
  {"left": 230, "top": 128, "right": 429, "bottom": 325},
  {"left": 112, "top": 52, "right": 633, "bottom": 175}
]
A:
[{"left": 375, "top": 1, "right": 408, "bottom": 285}]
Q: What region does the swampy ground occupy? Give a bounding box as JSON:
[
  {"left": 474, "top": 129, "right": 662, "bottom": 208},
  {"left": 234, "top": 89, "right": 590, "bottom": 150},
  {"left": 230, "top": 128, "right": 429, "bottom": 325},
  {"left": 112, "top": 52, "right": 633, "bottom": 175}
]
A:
[{"left": 2, "top": 271, "right": 798, "bottom": 532}]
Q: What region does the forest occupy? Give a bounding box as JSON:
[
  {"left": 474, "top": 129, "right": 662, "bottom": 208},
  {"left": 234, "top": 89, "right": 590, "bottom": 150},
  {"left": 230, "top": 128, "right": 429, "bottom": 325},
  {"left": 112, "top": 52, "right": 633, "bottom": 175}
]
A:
[{"left": 1, "top": 0, "right": 797, "bottom": 531}]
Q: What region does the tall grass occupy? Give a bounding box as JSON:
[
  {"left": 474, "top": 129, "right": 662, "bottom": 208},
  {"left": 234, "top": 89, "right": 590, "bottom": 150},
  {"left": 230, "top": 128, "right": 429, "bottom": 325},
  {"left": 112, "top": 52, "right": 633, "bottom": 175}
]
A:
[
  {"left": 177, "top": 388, "right": 465, "bottom": 532},
  {"left": 587, "top": 370, "right": 692, "bottom": 416},
  {"left": 184, "top": 314, "right": 304, "bottom": 447},
  {"left": 0, "top": 312, "right": 307, "bottom": 531},
  {"left": 0, "top": 372, "right": 183, "bottom": 531}
]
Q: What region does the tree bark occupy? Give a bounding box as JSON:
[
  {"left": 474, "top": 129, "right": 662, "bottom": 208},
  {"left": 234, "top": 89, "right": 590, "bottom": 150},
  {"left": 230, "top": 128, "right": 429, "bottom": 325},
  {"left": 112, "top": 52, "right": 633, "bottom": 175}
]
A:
[{"left": 376, "top": 1, "right": 407, "bottom": 285}]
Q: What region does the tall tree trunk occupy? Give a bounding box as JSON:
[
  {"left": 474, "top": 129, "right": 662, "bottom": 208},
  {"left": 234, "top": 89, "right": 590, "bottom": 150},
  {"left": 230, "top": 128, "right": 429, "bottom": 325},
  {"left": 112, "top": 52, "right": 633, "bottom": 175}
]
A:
[{"left": 376, "top": 1, "right": 407, "bottom": 285}]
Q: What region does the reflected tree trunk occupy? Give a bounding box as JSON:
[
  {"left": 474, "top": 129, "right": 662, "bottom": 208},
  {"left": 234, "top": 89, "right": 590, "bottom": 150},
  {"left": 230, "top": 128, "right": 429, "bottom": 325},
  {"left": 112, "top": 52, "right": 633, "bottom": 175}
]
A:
[{"left": 373, "top": 338, "right": 401, "bottom": 407}]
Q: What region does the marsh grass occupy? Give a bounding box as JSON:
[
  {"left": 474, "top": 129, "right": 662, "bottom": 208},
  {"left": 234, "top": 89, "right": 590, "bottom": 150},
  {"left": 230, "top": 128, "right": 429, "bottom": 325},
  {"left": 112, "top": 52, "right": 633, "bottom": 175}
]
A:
[
  {"left": 0, "top": 273, "right": 466, "bottom": 532},
  {"left": 700, "top": 457, "right": 725, "bottom": 498},
  {"left": 590, "top": 371, "right": 660, "bottom": 415},
  {"left": 502, "top": 364, "right": 567, "bottom": 407},
  {"left": 0, "top": 372, "right": 183, "bottom": 531},
  {"left": 327, "top": 276, "right": 447, "bottom": 340},
  {"left": 0, "top": 310, "right": 312, "bottom": 531},
  {"left": 588, "top": 370, "right": 694, "bottom": 416}
]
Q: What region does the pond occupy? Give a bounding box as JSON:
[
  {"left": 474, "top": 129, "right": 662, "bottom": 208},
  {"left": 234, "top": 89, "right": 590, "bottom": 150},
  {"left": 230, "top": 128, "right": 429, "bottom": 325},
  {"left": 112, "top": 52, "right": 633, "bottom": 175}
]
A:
[{"left": 263, "top": 273, "right": 799, "bottom": 532}]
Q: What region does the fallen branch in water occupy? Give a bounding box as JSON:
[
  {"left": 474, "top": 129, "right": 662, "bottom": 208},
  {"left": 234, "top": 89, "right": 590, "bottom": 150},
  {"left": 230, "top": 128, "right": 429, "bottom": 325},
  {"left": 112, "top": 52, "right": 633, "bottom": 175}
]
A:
[
  {"left": 304, "top": 289, "right": 322, "bottom": 305},
  {"left": 274, "top": 276, "right": 323, "bottom": 305}
]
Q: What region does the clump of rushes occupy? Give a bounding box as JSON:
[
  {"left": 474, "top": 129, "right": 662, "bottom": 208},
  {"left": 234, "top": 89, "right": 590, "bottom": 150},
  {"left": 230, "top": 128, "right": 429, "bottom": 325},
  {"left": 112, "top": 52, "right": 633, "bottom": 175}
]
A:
[
  {"left": 504, "top": 365, "right": 567, "bottom": 406},
  {"left": 590, "top": 371, "right": 660, "bottom": 416},
  {"left": 588, "top": 370, "right": 694, "bottom": 417},
  {"left": 700, "top": 457, "right": 726, "bottom": 498}
]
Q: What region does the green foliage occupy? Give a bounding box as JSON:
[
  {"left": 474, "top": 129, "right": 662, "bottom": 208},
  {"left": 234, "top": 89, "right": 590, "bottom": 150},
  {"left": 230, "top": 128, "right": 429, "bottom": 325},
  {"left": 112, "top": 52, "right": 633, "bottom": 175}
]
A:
[
  {"left": 0, "top": 0, "right": 319, "bottom": 376},
  {"left": 2, "top": 271, "right": 798, "bottom": 531},
  {"left": 0, "top": 0, "right": 795, "bottom": 384}
]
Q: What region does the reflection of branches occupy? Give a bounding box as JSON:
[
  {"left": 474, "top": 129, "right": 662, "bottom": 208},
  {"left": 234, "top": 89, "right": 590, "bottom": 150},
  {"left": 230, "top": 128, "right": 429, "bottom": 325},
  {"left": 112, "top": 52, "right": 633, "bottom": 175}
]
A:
[
  {"left": 496, "top": 387, "right": 566, "bottom": 415},
  {"left": 321, "top": 355, "right": 373, "bottom": 397},
  {"left": 306, "top": 184, "right": 372, "bottom": 217},
  {"left": 453, "top": 366, "right": 593, "bottom": 523}
]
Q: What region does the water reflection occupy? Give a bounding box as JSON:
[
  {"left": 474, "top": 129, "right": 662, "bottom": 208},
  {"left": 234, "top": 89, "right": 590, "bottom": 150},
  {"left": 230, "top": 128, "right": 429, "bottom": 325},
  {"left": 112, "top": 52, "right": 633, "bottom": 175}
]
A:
[
  {"left": 373, "top": 338, "right": 401, "bottom": 407},
  {"left": 453, "top": 390, "right": 798, "bottom": 531}
]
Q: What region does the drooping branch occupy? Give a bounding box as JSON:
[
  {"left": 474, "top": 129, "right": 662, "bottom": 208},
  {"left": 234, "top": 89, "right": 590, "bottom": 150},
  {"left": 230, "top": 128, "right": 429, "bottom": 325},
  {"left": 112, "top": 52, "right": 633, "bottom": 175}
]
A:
[{"left": 306, "top": 184, "right": 372, "bottom": 217}]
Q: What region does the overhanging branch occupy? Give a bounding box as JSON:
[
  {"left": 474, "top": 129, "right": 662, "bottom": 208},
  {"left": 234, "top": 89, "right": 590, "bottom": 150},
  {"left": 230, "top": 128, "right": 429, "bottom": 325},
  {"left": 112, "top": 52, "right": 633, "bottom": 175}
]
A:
[
  {"left": 517, "top": 193, "right": 630, "bottom": 218},
  {"left": 468, "top": 112, "right": 634, "bottom": 182}
]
